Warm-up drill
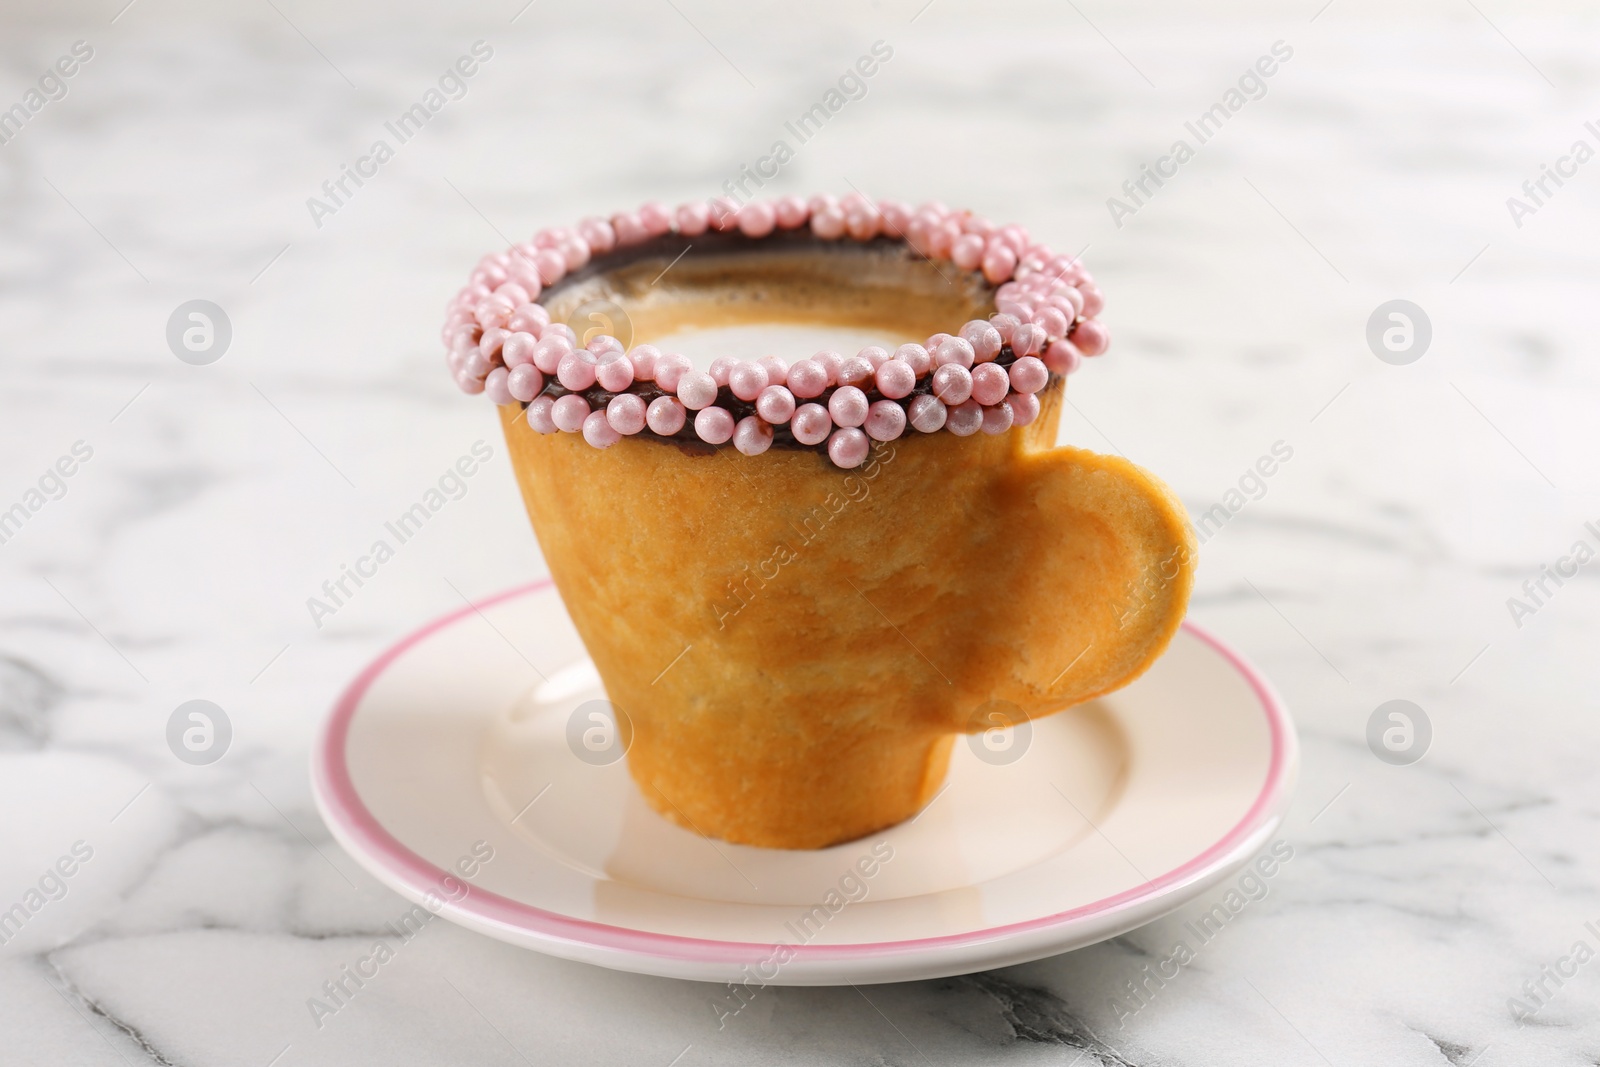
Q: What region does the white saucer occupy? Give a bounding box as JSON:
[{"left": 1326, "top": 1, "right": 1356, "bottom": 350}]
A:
[{"left": 312, "top": 580, "right": 1297, "bottom": 985}]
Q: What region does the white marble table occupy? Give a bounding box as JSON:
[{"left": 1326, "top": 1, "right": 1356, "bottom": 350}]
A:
[{"left": 4, "top": 1, "right": 1598, "bottom": 1063}]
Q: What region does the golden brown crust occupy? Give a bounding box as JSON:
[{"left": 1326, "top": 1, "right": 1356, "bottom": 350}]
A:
[{"left": 499, "top": 380, "right": 1195, "bottom": 849}]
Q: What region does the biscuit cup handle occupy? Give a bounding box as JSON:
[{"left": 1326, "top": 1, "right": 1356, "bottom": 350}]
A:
[{"left": 950, "top": 443, "right": 1196, "bottom": 734}]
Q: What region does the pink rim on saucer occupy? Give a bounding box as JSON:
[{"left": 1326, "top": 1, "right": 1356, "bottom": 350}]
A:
[{"left": 312, "top": 580, "right": 1295, "bottom": 982}]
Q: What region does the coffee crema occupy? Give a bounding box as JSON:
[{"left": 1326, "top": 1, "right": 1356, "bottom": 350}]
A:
[{"left": 443, "top": 194, "right": 1109, "bottom": 468}]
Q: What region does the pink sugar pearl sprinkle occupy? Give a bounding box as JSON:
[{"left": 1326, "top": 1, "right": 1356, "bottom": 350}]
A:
[
  {"left": 875, "top": 359, "right": 916, "bottom": 400},
  {"left": 557, "top": 351, "right": 598, "bottom": 391},
  {"left": 828, "top": 385, "right": 869, "bottom": 428},
  {"left": 880, "top": 199, "right": 912, "bottom": 235},
  {"left": 1059, "top": 285, "right": 1086, "bottom": 317},
  {"left": 946, "top": 400, "right": 984, "bottom": 437},
  {"left": 894, "top": 343, "right": 932, "bottom": 376},
  {"left": 1080, "top": 285, "right": 1105, "bottom": 317},
  {"left": 857, "top": 345, "right": 890, "bottom": 370},
  {"left": 981, "top": 401, "right": 1014, "bottom": 435},
  {"left": 1034, "top": 305, "right": 1070, "bottom": 339},
  {"left": 1071, "top": 319, "right": 1110, "bottom": 357},
  {"left": 583, "top": 410, "right": 621, "bottom": 448},
  {"left": 970, "top": 362, "right": 1011, "bottom": 406},
  {"left": 677, "top": 202, "right": 711, "bottom": 236},
  {"left": 628, "top": 344, "right": 661, "bottom": 380},
  {"left": 1006, "top": 391, "right": 1041, "bottom": 427},
  {"left": 606, "top": 393, "right": 647, "bottom": 435},
  {"left": 677, "top": 371, "right": 719, "bottom": 410},
  {"left": 982, "top": 243, "right": 1018, "bottom": 284},
  {"left": 845, "top": 206, "right": 880, "bottom": 241},
  {"left": 595, "top": 352, "right": 635, "bottom": 392},
  {"left": 907, "top": 394, "right": 947, "bottom": 433},
  {"left": 533, "top": 336, "right": 573, "bottom": 374},
  {"left": 1011, "top": 322, "right": 1045, "bottom": 357},
  {"left": 507, "top": 364, "right": 544, "bottom": 402},
  {"left": 476, "top": 302, "right": 511, "bottom": 330},
  {"left": 837, "top": 356, "right": 874, "bottom": 387},
  {"left": 1044, "top": 340, "right": 1083, "bottom": 376},
  {"left": 559, "top": 238, "right": 590, "bottom": 272},
  {"left": 774, "top": 196, "right": 808, "bottom": 229},
  {"left": 479, "top": 326, "right": 509, "bottom": 357},
  {"left": 506, "top": 263, "right": 542, "bottom": 298},
  {"left": 811, "top": 207, "right": 846, "bottom": 239},
  {"left": 506, "top": 302, "right": 547, "bottom": 333},
  {"left": 734, "top": 416, "right": 774, "bottom": 456},
  {"left": 654, "top": 353, "right": 692, "bottom": 393},
  {"left": 787, "top": 359, "right": 828, "bottom": 399},
  {"left": 708, "top": 357, "right": 738, "bottom": 387},
  {"left": 484, "top": 367, "right": 514, "bottom": 405},
  {"left": 577, "top": 217, "right": 615, "bottom": 255},
  {"left": 932, "top": 363, "right": 972, "bottom": 406},
  {"left": 647, "top": 396, "right": 687, "bottom": 435},
  {"left": 827, "top": 428, "right": 870, "bottom": 469},
  {"left": 612, "top": 212, "right": 648, "bottom": 246},
  {"left": 709, "top": 197, "right": 741, "bottom": 231},
  {"left": 951, "top": 233, "right": 985, "bottom": 271},
  {"left": 639, "top": 201, "right": 674, "bottom": 236},
  {"left": 462, "top": 348, "right": 492, "bottom": 379},
  {"left": 864, "top": 400, "right": 906, "bottom": 442},
  {"left": 501, "top": 331, "right": 538, "bottom": 367},
  {"left": 814, "top": 351, "right": 845, "bottom": 384},
  {"left": 526, "top": 396, "right": 558, "bottom": 434},
  {"left": 552, "top": 394, "right": 591, "bottom": 433},
  {"left": 695, "top": 406, "right": 735, "bottom": 444},
  {"left": 791, "top": 403, "right": 832, "bottom": 446},
  {"left": 1009, "top": 355, "right": 1049, "bottom": 393},
  {"left": 728, "top": 361, "right": 769, "bottom": 402},
  {"left": 756, "top": 385, "right": 796, "bottom": 423},
  {"left": 738, "top": 201, "right": 777, "bottom": 238},
  {"left": 758, "top": 355, "right": 789, "bottom": 385},
  {"left": 534, "top": 249, "right": 566, "bottom": 286},
  {"left": 934, "top": 337, "right": 975, "bottom": 369},
  {"left": 960, "top": 320, "right": 1003, "bottom": 362}
]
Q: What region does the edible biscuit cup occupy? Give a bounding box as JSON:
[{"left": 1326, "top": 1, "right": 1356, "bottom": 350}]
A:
[{"left": 449, "top": 198, "right": 1195, "bottom": 850}]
